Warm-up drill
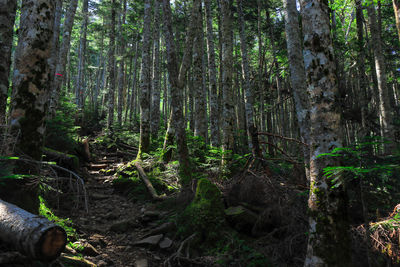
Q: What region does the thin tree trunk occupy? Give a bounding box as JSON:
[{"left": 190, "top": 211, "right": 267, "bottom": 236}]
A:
[
  {"left": 301, "top": 0, "right": 351, "bottom": 264},
  {"left": 221, "top": 0, "right": 235, "bottom": 164},
  {"left": 238, "top": 0, "right": 262, "bottom": 159},
  {"left": 0, "top": 0, "right": 17, "bottom": 124},
  {"left": 283, "top": 0, "right": 310, "bottom": 180},
  {"left": 50, "top": 0, "right": 79, "bottom": 117},
  {"left": 193, "top": 3, "right": 208, "bottom": 142},
  {"left": 11, "top": 0, "right": 55, "bottom": 160},
  {"left": 117, "top": 0, "right": 127, "bottom": 126},
  {"left": 151, "top": 0, "right": 162, "bottom": 138},
  {"left": 138, "top": 0, "right": 152, "bottom": 156},
  {"left": 107, "top": 0, "right": 117, "bottom": 129},
  {"left": 367, "top": 4, "right": 395, "bottom": 152}
]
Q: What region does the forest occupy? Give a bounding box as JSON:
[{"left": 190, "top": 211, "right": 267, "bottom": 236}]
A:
[{"left": 0, "top": 0, "right": 400, "bottom": 266}]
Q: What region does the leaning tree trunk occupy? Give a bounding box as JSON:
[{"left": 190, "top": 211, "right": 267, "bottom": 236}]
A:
[
  {"left": 11, "top": 0, "right": 55, "bottom": 160},
  {"left": 138, "top": 0, "right": 152, "bottom": 156},
  {"left": 0, "top": 199, "right": 67, "bottom": 261},
  {"left": 0, "top": 0, "right": 17, "bottom": 124},
  {"left": 283, "top": 0, "right": 310, "bottom": 180},
  {"left": 301, "top": 0, "right": 351, "bottom": 265},
  {"left": 204, "top": 0, "right": 219, "bottom": 147}
]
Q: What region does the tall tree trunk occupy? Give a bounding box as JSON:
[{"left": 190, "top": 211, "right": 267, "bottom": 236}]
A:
[
  {"left": 393, "top": 0, "right": 400, "bottom": 42},
  {"left": 0, "top": 0, "right": 17, "bottom": 124},
  {"left": 129, "top": 40, "right": 140, "bottom": 123},
  {"left": 301, "top": 0, "right": 351, "bottom": 265},
  {"left": 151, "top": 0, "right": 162, "bottom": 138},
  {"left": 283, "top": 0, "right": 310, "bottom": 180},
  {"left": 138, "top": 0, "right": 152, "bottom": 156},
  {"left": 107, "top": 0, "right": 117, "bottom": 129},
  {"left": 11, "top": 0, "right": 55, "bottom": 160},
  {"left": 162, "top": 0, "right": 200, "bottom": 183},
  {"left": 238, "top": 0, "right": 262, "bottom": 159},
  {"left": 204, "top": 0, "right": 219, "bottom": 147},
  {"left": 75, "top": 0, "right": 89, "bottom": 109},
  {"left": 117, "top": 0, "right": 127, "bottom": 126},
  {"left": 367, "top": 4, "right": 395, "bottom": 152},
  {"left": 193, "top": 3, "right": 208, "bottom": 142},
  {"left": 50, "top": 0, "right": 79, "bottom": 117},
  {"left": 221, "top": 0, "right": 235, "bottom": 164}
]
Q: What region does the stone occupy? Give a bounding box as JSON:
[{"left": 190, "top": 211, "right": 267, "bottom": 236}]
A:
[
  {"left": 109, "top": 219, "right": 137, "bottom": 232},
  {"left": 135, "top": 258, "right": 148, "bottom": 267},
  {"left": 133, "top": 234, "right": 163, "bottom": 246},
  {"left": 225, "top": 205, "right": 258, "bottom": 233},
  {"left": 159, "top": 237, "right": 173, "bottom": 249},
  {"left": 97, "top": 260, "right": 107, "bottom": 267}
]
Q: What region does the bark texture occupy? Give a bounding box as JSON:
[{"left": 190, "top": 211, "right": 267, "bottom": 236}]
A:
[
  {"left": 301, "top": 0, "right": 351, "bottom": 265},
  {"left": 193, "top": 2, "right": 208, "bottom": 142},
  {"left": 367, "top": 4, "right": 395, "bottom": 152},
  {"left": 0, "top": 199, "right": 67, "bottom": 261},
  {"left": 151, "top": 0, "right": 162, "bottom": 138},
  {"left": 107, "top": 0, "right": 117, "bottom": 129},
  {"left": 11, "top": 0, "right": 55, "bottom": 160},
  {"left": 0, "top": 0, "right": 17, "bottom": 124},
  {"left": 204, "top": 0, "right": 220, "bottom": 147},
  {"left": 221, "top": 0, "right": 235, "bottom": 161},
  {"left": 283, "top": 0, "right": 310, "bottom": 179},
  {"left": 50, "top": 0, "right": 79, "bottom": 116},
  {"left": 393, "top": 0, "right": 400, "bottom": 42},
  {"left": 138, "top": 0, "right": 152, "bottom": 156},
  {"left": 117, "top": 0, "right": 127, "bottom": 126}
]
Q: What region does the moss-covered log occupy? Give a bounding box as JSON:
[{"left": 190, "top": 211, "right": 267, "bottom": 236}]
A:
[{"left": 0, "top": 199, "right": 67, "bottom": 262}]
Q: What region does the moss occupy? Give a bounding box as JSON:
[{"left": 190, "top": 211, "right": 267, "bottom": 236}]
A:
[{"left": 178, "top": 178, "right": 225, "bottom": 246}]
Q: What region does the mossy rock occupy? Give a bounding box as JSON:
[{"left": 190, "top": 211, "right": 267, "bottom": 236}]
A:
[{"left": 178, "top": 178, "right": 225, "bottom": 245}]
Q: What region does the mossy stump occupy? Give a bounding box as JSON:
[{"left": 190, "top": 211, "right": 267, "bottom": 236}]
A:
[{"left": 178, "top": 178, "right": 225, "bottom": 246}]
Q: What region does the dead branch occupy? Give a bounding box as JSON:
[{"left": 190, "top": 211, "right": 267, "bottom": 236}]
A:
[
  {"left": 134, "top": 161, "right": 167, "bottom": 201},
  {"left": 257, "top": 132, "right": 308, "bottom": 146}
]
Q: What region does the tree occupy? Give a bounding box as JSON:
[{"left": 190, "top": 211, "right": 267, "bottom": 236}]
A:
[
  {"left": 107, "top": 0, "right": 117, "bottom": 129},
  {"left": 283, "top": 0, "right": 310, "bottom": 179},
  {"left": 204, "top": 0, "right": 219, "bottom": 147},
  {"left": 117, "top": 0, "right": 127, "bottom": 126},
  {"left": 221, "top": 0, "right": 235, "bottom": 164},
  {"left": 393, "top": 0, "right": 400, "bottom": 42},
  {"left": 138, "top": 0, "right": 152, "bottom": 156},
  {"left": 0, "top": 0, "right": 17, "bottom": 124},
  {"left": 301, "top": 0, "right": 351, "bottom": 264},
  {"left": 10, "top": 0, "right": 55, "bottom": 160}
]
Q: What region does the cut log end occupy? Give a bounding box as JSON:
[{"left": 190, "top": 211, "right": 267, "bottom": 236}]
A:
[{"left": 38, "top": 226, "right": 67, "bottom": 262}]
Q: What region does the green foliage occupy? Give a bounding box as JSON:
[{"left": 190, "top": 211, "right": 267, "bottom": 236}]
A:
[
  {"left": 39, "top": 196, "right": 78, "bottom": 243},
  {"left": 45, "top": 94, "right": 80, "bottom": 153}
]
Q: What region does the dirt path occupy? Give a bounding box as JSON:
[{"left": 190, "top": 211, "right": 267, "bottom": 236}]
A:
[{"left": 66, "top": 152, "right": 166, "bottom": 267}]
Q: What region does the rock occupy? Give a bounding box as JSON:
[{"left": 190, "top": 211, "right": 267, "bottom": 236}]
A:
[
  {"left": 133, "top": 234, "right": 163, "bottom": 247},
  {"left": 146, "top": 221, "right": 176, "bottom": 236},
  {"left": 89, "top": 234, "right": 107, "bottom": 247},
  {"left": 143, "top": 210, "right": 160, "bottom": 217},
  {"left": 97, "top": 260, "right": 107, "bottom": 267},
  {"left": 225, "top": 205, "right": 258, "bottom": 233},
  {"left": 109, "top": 219, "right": 137, "bottom": 232},
  {"left": 135, "top": 258, "right": 148, "bottom": 267},
  {"left": 159, "top": 237, "right": 173, "bottom": 249},
  {"left": 91, "top": 193, "right": 109, "bottom": 200},
  {"left": 82, "top": 242, "right": 100, "bottom": 256}
]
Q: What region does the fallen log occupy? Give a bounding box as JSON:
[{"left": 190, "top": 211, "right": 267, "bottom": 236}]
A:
[
  {"left": 134, "top": 161, "right": 167, "bottom": 201},
  {"left": 0, "top": 199, "right": 67, "bottom": 262}
]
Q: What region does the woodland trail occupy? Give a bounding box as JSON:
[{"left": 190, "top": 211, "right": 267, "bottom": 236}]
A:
[{"left": 65, "top": 150, "right": 167, "bottom": 267}]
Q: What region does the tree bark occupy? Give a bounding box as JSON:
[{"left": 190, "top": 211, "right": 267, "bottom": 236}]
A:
[
  {"left": 10, "top": 0, "right": 55, "bottom": 160},
  {"left": 367, "top": 3, "right": 395, "bottom": 153},
  {"left": 238, "top": 0, "right": 262, "bottom": 159},
  {"left": 151, "top": 0, "right": 162, "bottom": 138},
  {"left": 204, "top": 0, "right": 219, "bottom": 147},
  {"left": 301, "top": 0, "right": 351, "bottom": 265},
  {"left": 283, "top": 0, "right": 310, "bottom": 180},
  {"left": 107, "top": 0, "right": 117, "bottom": 129},
  {"left": 221, "top": 0, "right": 235, "bottom": 164},
  {"left": 138, "top": 0, "right": 152, "bottom": 156},
  {"left": 0, "top": 199, "right": 67, "bottom": 261},
  {"left": 117, "top": 0, "right": 127, "bottom": 126},
  {"left": 193, "top": 2, "right": 208, "bottom": 142},
  {"left": 0, "top": 0, "right": 17, "bottom": 124},
  {"left": 49, "top": 0, "right": 79, "bottom": 117}
]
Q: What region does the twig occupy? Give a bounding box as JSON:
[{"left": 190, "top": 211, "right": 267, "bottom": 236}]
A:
[
  {"left": 257, "top": 132, "right": 308, "bottom": 146},
  {"left": 134, "top": 161, "right": 167, "bottom": 201}
]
